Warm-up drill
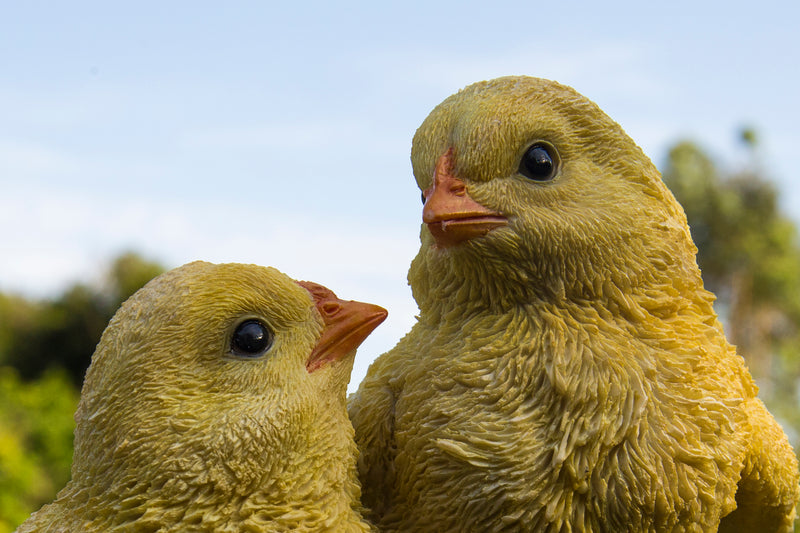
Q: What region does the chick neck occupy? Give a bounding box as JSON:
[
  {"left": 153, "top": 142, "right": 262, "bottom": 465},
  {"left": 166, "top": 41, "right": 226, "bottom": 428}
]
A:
[
  {"left": 58, "top": 382, "right": 371, "bottom": 531},
  {"left": 245, "top": 393, "right": 372, "bottom": 532},
  {"left": 408, "top": 226, "right": 716, "bottom": 332}
]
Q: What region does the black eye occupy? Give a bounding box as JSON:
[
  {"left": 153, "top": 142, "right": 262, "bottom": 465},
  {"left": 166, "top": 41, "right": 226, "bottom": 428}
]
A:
[
  {"left": 519, "top": 143, "right": 559, "bottom": 182},
  {"left": 421, "top": 190, "right": 427, "bottom": 205},
  {"left": 230, "top": 319, "right": 273, "bottom": 357}
]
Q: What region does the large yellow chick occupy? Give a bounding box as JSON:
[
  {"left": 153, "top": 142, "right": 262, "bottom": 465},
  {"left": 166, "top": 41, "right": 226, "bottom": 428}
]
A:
[
  {"left": 348, "top": 76, "right": 799, "bottom": 532},
  {"left": 17, "top": 261, "right": 386, "bottom": 532}
]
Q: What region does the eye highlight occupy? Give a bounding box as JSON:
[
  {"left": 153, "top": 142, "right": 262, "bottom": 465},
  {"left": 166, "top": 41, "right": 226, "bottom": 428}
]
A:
[
  {"left": 230, "top": 319, "right": 274, "bottom": 358},
  {"left": 519, "top": 142, "right": 559, "bottom": 182}
]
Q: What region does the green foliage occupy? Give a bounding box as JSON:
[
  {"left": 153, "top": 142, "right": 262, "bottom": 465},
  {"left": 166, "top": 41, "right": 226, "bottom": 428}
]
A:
[
  {"left": 0, "top": 252, "right": 164, "bottom": 530},
  {"left": 0, "top": 368, "right": 78, "bottom": 532},
  {"left": 0, "top": 295, "right": 40, "bottom": 368},
  {"left": 0, "top": 252, "right": 166, "bottom": 387},
  {"left": 7, "top": 284, "right": 108, "bottom": 387},
  {"left": 106, "top": 251, "right": 168, "bottom": 308},
  {"left": 740, "top": 127, "right": 758, "bottom": 148}
]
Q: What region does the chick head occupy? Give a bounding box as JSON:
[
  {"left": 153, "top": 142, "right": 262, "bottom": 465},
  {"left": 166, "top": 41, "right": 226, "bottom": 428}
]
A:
[
  {"left": 410, "top": 76, "right": 702, "bottom": 311},
  {"left": 72, "top": 261, "right": 386, "bottom": 505}
]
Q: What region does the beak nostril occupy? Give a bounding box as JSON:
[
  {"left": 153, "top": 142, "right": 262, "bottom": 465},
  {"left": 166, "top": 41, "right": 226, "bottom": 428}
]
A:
[
  {"left": 450, "top": 184, "right": 466, "bottom": 196},
  {"left": 321, "top": 301, "right": 342, "bottom": 317}
]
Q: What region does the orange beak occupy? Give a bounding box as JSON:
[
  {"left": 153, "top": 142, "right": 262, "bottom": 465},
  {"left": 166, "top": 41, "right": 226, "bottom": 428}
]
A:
[
  {"left": 297, "top": 281, "right": 388, "bottom": 373},
  {"left": 422, "top": 147, "right": 508, "bottom": 248}
]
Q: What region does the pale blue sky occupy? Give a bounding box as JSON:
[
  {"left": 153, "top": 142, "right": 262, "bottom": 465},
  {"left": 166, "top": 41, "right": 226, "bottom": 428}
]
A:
[{"left": 2, "top": 1, "right": 798, "bottom": 389}]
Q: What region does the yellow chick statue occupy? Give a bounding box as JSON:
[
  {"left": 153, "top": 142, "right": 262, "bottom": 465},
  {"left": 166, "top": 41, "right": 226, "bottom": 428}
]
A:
[
  {"left": 16, "top": 261, "right": 386, "bottom": 533},
  {"left": 348, "top": 76, "right": 800, "bottom": 532}
]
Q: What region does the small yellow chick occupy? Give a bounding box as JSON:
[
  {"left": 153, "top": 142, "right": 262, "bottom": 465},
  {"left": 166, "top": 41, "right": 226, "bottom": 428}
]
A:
[
  {"left": 348, "top": 76, "right": 800, "bottom": 532},
  {"left": 16, "top": 261, "right": 386, "bottom": 532}
]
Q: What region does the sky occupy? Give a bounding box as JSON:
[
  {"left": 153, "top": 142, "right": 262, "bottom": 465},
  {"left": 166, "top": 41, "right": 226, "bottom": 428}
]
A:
[{"left": 1, "top": 1, "right": 798, "bottom": 391}]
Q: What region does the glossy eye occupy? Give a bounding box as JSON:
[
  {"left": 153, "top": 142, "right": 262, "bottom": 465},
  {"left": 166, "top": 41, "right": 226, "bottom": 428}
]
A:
[
  {"left": 519, "top": 143, "right": 559, "bottom": 182},
  {"left": 421, "top": 190, "right": 427, "bottom": 205},
  {"left": 230, "top": 319, "right": 273, "bottom": 358}
]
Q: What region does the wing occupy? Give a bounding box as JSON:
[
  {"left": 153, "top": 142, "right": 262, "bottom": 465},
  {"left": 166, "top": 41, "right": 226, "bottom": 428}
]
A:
[
  {"left": 348, "top": 353, "right": 402, "bottom": 523},
  {"left": 718, "top": 398, "right": 800, "bottom": 533}
]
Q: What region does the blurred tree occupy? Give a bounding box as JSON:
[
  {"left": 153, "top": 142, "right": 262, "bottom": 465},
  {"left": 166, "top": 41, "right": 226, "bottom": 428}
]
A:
[
  {"left": 105, "top": 251, "right": 167, "bottom": 310},
  {"left": 8, "top": 284, "right": 109, "bottom": 387},
  {"left": 0, "top": 368, "right": 78, "bottom": 533},
  {"left": 1, "top": 252, "right": 165, "bottom": 387},
  {"left": 740, "top": 126, "right": 758, "bottom": 149},
  {"left": 0, "top": 295, "right": 39, "bottom": 368},
  {"left": 0, "top": 251, "right": 164, "bottom": 531},
  {"left": 663, "top": 134, "right": 800, "bottom": 443}
]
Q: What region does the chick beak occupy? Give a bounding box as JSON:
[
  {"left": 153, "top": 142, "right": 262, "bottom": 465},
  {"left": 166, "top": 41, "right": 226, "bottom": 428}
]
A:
[
  {"left": 297, "top": 281, "right": 388, "bottom": 373},
  {"left": 422, "top": 147, "right": 508, "bottom": 248}
]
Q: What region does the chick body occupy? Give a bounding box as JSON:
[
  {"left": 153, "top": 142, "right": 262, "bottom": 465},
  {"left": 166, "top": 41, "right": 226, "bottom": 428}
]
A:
[
  {"left": 348, "top": 76, "right": 799, "bottom": 532},
  {"left": 17, "top": 261, "right": 383, "bottom": 532}
]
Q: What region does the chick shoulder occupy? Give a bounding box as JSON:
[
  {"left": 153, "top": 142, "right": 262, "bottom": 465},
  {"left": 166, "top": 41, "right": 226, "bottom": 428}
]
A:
[
  {"left": 348, "top": 76, "right": 800, "bottom": 532},
  {"left": 17, "top": 261, "right": 381, "bottom": 533}
]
